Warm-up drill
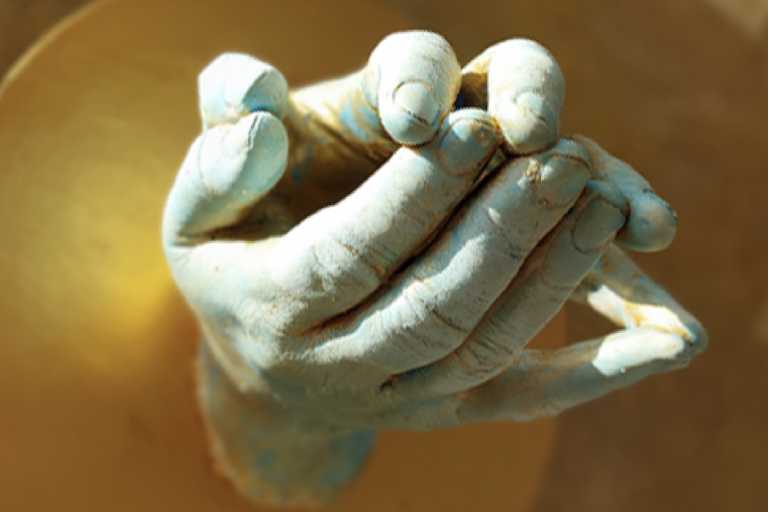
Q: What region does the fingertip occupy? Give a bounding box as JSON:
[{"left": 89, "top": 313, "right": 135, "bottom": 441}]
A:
[
  {"left": 593, "top": 329, "right": 689, "bottom": 378},
  {"left": 225, "top": 60, "right": 288, "bottom": 118},
  {"left": 164, "top": 111, "right": 288, "bottom": 242},
  {"left": 495, "top": 90, "right": 559, "bottom": 154},
  {"left": 365, "top": 31, "right": 461, "bottom": 146},
  {"left": 487, "top": 39, "right": 565, "bottom": 154},
  {"left": 380, "top": 80, "right": 441, "bottom": 145},
  {"left": 199, "top": 53, "right": 288, "bottom": 128},
  {"left": 200, "top": 111, "right": 288, "bottom": 198},
  {"left": 685, "top": 320, "right": 709, "bottom": 355},
  {"left": 616, "top": 191, "right": 678, "bottom": 252},
  {"left": 436, "top": 109, "right": 500, "bottom": 174},
  {"left": 573, "top": 135, "right": 678, "bottom": 253}
]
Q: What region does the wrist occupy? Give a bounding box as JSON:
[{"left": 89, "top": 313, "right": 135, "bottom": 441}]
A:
[{"left": 196, "top": 340, "right": 376, "bottom": 506}]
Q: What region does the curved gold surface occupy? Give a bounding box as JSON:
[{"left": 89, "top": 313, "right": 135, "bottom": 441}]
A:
[{"left": 0, "top": 1, "right": 565, "bottom": 510}]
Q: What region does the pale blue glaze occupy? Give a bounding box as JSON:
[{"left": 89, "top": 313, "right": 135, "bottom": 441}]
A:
[{"left": 163, "top": 31, "right": 707, "bottom": 506}]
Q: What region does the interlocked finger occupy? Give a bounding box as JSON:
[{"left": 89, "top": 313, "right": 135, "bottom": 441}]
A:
[
  {"left": 313, "top": 139, "right": 593, "bottom": 375},
  {"left": 451, "top": 245, "right": 708, "bottom": 424},
  {"left": 265, "top": 109, "right": 499, "bottom": 334},
  {"left": 386, "top": 180, "right": 627, "bottom": 397}
]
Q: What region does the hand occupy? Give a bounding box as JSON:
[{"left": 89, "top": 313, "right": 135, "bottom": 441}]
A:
[{"left": 162, "top": 31, "right": 707, "bottom": 506}]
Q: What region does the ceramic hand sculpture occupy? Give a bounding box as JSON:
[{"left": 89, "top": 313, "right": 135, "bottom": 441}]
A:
[{"left": 163, "top": 31, "right": 707, "bottom": 506}]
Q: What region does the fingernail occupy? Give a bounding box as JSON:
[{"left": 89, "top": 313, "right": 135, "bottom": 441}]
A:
[
  {"left": 496, "top": 91, "right": 558, "bottom": 154},
  {"left": 532, "top": 140, "right": 592, "bottom": 206},
  {"left": 573, "top": 181, "right": 627, "bottom": 252},
  {"left": 438, "top": 109, "right": 499, "bottom": 174},
  {"left": 383, "top": 81, "right": 441, "bottom": 145}
]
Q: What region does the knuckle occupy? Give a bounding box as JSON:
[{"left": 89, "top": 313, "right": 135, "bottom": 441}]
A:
[
  {"left": 400, "top": 284, "right": 469, "bottom": 340},
  {"left": 453, "top": 333, "right": 512, "bottom": 377}
]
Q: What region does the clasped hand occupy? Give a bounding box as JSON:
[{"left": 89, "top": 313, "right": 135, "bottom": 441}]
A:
[{"left": 163, "top": 31, "right": 707, "bottom": 506}]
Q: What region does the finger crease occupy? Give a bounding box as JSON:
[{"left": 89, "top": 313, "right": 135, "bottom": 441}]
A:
[
  {"left": 481, "top": 208, "right": 529, "bottom": 259},
  {"left": 410, "top": 277, "right": 470, "bottom": 335},
  {"left": 474, "top": 331, "right": 517, "bottom": 357}
]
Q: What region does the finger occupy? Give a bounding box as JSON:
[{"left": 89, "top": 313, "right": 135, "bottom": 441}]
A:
[
  {"left": 363, "top": 31, "right": 462, "bottom": 145},
  {"left": 315, "top": 139, "right": 593, "bottom": 375},
  {"left": 284, "top": 31, "right": 462, "bottom": 183},
  {"left": 455, "top": 327, "right": 696, "bottom": 423},
  {"left": 460, "top": 39, "right": 565, "bottom": 154},
  {"left": 386, "top": 180, "right": 627, "bottom": 397},
  {"left": 571, "top": 244, "right": 709, "bottom": 354},
  {"left": 573, "top": 135, "right": 678, "bottom": 252},
  {"left": 198, "top": 53, "right": 288, "bottom": 129},
  {"left": 164, "top": 53, "right": 290, "bottom": 243},
  {"left": 265, "top": 109, "right": 499, "bottom": 333},
  {"left": 451, "top": 244, "right": 710, "bottom": 424},
  {"left": 162, "top": 111, "right": 288, "bottom": 244}
]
